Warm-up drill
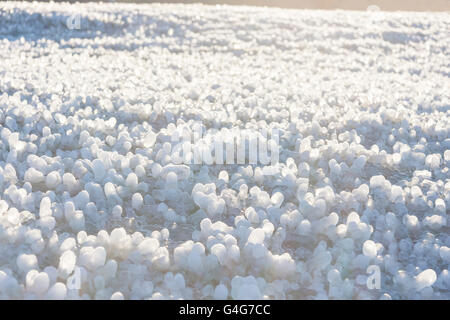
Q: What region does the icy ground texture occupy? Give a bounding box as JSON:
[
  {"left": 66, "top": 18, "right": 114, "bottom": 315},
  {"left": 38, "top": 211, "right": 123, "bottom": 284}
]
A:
[{"left": 0, "top": 2, "right": 449, "bottom": 300}]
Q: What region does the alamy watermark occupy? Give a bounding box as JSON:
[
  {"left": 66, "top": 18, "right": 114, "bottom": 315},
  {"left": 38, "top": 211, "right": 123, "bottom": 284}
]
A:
[
  {"left": 66, "top": 14, "right": 81, "bottom": 30},
  {"left": 366, "top": 265, "right": 381, "bottom": 290},
  {"left": 67, "top": 266, "right": 81, "bottom": 290},
  {"left": 160, "top": 122, "right": 280, "bottom": 166}
]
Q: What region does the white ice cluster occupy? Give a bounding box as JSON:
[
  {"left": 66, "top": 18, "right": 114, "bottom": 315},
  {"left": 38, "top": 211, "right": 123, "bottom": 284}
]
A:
[{"left": 0, "top": 2, "right": 449, "bottom": 300}]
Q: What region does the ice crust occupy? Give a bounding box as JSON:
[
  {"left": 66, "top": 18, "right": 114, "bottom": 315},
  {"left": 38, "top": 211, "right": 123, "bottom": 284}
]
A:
[{"left": 0, "top": 2, "right": 449, "bottom": 300}]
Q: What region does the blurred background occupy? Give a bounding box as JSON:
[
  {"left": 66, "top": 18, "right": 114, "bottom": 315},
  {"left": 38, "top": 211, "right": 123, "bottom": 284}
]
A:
[{"left": 4, "top": 0, "right": 450, "bottom": 11}]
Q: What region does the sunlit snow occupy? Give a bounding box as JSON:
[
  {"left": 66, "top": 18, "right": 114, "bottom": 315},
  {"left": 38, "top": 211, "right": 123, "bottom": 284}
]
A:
[{"left": 0, "top": 2, "right": 449, "bottom": 300}]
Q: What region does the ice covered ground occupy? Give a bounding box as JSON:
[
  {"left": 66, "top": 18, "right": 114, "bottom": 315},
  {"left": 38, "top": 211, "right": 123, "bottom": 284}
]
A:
[{"left": 0, "top": 2, "right": 449, "bottom": 300}]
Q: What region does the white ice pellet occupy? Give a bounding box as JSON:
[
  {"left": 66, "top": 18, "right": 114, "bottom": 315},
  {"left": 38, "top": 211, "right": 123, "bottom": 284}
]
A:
[
  {"left": 26, "top": 270, "right": 50, "bottom": 296},
  {"left": 16, "top": 254, "right": 38, "bottom": 273},
  {"left": 211, "top": 243, "right": 227, "bottom": 265},
  {"left": 112, "top": 205, "right": 123, "bottom": 219},
  {"left": 135, "top": 165, "right": 146, "bottom": 179},
  {"left": 423, "top": 215, "right": 447, "bottom": 231},
  {"left": 439, "top": 247, "right": 450, "bottom": 263},
  {"left": 362, "top": 240, "right": 377, "bottom": 259},
  {"left": 81, "top": 247, "right": 107, "bottom": 270},
  {"left": 245, "top": 207, "right": 260, "bottom": 224},
  {"left": 132, "top": 193, "right": 143, "bottom": 210},
  {"left": 58, "top": 251, "right": 76, "bottom": 278},
  {"left": 63, "top": 173, "right": 79, "bottom": 194},
  {"left": 143, "top": 132, "right": 156, "bottom": 148},
  {"left": 39, "top": 216, "right": 56, "bottom": 230},
  {"left": 298, "top": 219, "right": 311, "bottom": 235},
  {"left": 111, "top": 291, "right": 125, "bottom": 300},
  {"left": 160, "top": 164, "right": 190, "bottom": 180},
  {"left": 271, "top": 192, "right": 284, "bottom": 208},
  {"left": 231, "top": 276, "right": 263, "bottom": 300},
  {"left": 45, "top": 171, "right": 61, "bottom": 189},
  {"left": 327, "top": 269, "right": 341, "bottom": 285},
  {"left": 74, "top": 191, "right": 90, "bottom": 210},
  {"left": 39, "top": 197, "right": 52, "bottom": 218},
  {"left": 138, "top": 238, "right": 160, "bottom": 256},
  {"left": 126, "top": 172, "right": 139, "bottom": 191},
  {"left": 214, "top": 284, "right": 228, "bottom": 300},
  {"left": 247, "top": 228, "right": 265, "bottom": 245},
  {"left": 24, "top": 168, "right": 44, "bottom": 185},
  {"left": 45, "top": 283, "right": 67, "bottom": 300},
  {"left": 92, "top": 159, "right": 107, "bottom": 182},
  {"left": 166, "top": 172, "right": 178, "bottom": 190},
  {"left": 415, "top": 269, "right": 437, "bottom": 291}
]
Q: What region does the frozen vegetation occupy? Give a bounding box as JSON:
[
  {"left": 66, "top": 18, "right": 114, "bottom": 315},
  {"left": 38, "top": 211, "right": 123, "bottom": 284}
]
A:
[{"left": 0, "top": 2, "right": 449, "bottom": 299}]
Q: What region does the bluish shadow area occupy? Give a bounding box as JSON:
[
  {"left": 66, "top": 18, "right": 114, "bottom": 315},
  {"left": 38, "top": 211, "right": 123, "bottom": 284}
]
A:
[
  {"left": 0, "top": 8, "right": 190, "bottom": 52},
  {"left": 0, "top": 9, "right": 128, "bottom": 42}
]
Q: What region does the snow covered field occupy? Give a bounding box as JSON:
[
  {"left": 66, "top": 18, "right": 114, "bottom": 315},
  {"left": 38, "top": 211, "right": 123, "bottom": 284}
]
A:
[{"left": 0, "top": 2, "right": 449, "bottom": 300}]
